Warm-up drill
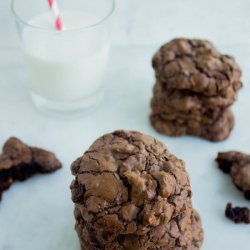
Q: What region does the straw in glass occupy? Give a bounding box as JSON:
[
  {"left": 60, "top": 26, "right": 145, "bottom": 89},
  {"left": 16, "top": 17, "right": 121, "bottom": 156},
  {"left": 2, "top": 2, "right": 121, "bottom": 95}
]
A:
[{"left": 48, "top": 0, "right": 64, "bottom": 30}]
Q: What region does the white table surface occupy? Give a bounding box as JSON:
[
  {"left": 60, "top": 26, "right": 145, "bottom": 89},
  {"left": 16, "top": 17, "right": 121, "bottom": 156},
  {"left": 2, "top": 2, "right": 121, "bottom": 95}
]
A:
[{"left": 0, "top": 1, "right": 250, "bottom": 250}]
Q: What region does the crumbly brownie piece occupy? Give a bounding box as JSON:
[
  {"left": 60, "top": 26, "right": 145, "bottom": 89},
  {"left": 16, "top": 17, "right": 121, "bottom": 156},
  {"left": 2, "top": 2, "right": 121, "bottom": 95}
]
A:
[
  {"left": 216, "top": 151, "right": 250, "bottom": 199},
  {"left": 151, "top": 108, "right": 234, "bottom": 142},
  {"left": 70, "top": 130, "right": 204, "bottom": 250},
  {"left": 216, "top": 151, "right": 250, "bottom": 173},
  {"left": 225, "top": 203, "right": 250, "bottom": 224},
  {"left": 152, "top": 38, "right": 242, "bottom": 96},
  {"left": 0, "top": 137, "right": 62, "bottom": 200}
]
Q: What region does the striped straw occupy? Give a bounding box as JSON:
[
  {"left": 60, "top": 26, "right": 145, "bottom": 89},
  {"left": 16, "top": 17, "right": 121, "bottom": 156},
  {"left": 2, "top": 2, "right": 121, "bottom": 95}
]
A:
[{"left": 48, "top": 0, "right": 64, "bottom": 30}]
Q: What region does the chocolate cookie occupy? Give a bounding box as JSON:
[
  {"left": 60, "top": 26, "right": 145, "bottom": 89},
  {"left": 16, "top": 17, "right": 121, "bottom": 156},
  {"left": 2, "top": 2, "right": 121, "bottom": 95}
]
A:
[
  {"left": 150, "top": 38, "right": 242, "bottom": 141},
  {"left": 0, "top": 137, "right": 62, "bottom": 200},
  {"left": 152, "top": 39, "right": 242, "bottom": 96},
  {"left": 216, "top": 151, "right": 250, "bottom": 199},
  {"left": 70, "top": 130, "right": 204, "bottom": 250},
  {"left": 152, "top": 81, "right": 242, "bottom": 115},
  {"left": 151, "top": 108, "right": 234, "bottom": 142}
]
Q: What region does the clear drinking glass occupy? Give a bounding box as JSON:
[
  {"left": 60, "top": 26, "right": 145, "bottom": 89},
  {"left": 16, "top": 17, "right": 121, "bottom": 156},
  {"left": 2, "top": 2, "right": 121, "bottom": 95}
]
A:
[{"left": 11, "top": 0, "right": 115, "bottom": 115}]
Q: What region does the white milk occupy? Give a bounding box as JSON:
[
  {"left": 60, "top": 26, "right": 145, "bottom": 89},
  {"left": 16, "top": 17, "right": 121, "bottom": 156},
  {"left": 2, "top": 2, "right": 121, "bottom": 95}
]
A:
[{"left": 22, "top": 11, "right": 109, "bottom": 102}]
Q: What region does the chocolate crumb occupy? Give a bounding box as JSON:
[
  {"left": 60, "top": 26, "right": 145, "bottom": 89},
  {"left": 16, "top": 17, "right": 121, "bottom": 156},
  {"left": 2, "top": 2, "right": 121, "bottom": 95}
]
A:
[{"left": 225, "top": 203, "right": 250, "bottom": 224}]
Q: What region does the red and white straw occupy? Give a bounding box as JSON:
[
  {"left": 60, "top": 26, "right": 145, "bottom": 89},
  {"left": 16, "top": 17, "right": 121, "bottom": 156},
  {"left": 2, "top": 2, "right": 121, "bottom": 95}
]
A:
[{"left": 48, "top": 0, "right": 64, "bottom": 31}]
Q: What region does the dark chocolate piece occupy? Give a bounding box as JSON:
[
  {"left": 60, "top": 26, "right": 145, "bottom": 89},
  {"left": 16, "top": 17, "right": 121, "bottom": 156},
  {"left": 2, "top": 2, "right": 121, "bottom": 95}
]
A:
[{"left": 70, "top": 130, "right": 204, "bottom": 250}]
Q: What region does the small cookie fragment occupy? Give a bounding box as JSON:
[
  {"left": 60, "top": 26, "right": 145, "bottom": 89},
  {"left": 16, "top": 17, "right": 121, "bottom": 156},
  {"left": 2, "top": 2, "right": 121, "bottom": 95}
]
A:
[
  {"left": 225, "top": 203, "right": 250, "bottom": 224},
  {"left": 70, "top": 130, "right": 204, "bottom": 250},
  {"left": 216, "top": 151, "right": 250, "bottom": 200},
  {"left": 150, "top": 38, "right": 242, "bottom": 141},
  {"left": 0, "top": 137, "right": 62, "bottom": 200}
]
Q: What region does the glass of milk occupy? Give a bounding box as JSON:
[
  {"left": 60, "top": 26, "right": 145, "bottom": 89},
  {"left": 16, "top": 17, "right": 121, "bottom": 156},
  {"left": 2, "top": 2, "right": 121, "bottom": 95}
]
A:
[{"left": 11, "top": 0, "right": 115, "bottom": 115}]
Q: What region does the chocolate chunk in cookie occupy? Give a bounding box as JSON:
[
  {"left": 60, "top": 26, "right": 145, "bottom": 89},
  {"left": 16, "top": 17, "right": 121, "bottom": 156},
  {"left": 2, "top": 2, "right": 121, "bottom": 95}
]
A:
[
  {"left": 0, "top": 137, "right": 62, "bottom": 200},
  {"left": 216, "top": 151, "right": 250, "bottom": 200},
  {"left": 70, "top": 130, "right": 204, "bottom": 250}
]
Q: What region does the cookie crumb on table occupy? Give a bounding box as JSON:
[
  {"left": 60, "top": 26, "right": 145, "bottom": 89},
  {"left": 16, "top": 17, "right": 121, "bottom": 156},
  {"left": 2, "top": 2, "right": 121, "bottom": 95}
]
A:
[{"left": 225, "top": 203, "right": 250, "bottom": 224}]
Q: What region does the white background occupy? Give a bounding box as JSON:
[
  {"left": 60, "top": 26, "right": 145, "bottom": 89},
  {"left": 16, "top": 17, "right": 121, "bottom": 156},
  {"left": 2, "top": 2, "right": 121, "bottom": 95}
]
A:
[{"left": 0, "top": 0, "right": 250, "bottom": 249}]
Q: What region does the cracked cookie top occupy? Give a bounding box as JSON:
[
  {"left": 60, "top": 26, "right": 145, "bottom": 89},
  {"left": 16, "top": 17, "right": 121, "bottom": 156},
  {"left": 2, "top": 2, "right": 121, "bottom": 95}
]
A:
[
  {"left": 71, "top": 130, "right": 190, "bottom": 210},
  {"left": 152, "top": 38, "right": 242, "bottom": 96},
  {"left": 70, "top": 130, "right": 203, "bottom": 249}
]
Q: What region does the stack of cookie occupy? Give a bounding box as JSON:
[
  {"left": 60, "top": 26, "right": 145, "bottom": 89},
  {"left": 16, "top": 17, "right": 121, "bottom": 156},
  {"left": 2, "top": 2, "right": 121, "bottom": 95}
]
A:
[
  {"left": 150, "top": 38, "right": 243, "bottom": 141},
  {"left": 71, "top": 130, "right": 204, "bottom": 249}
]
